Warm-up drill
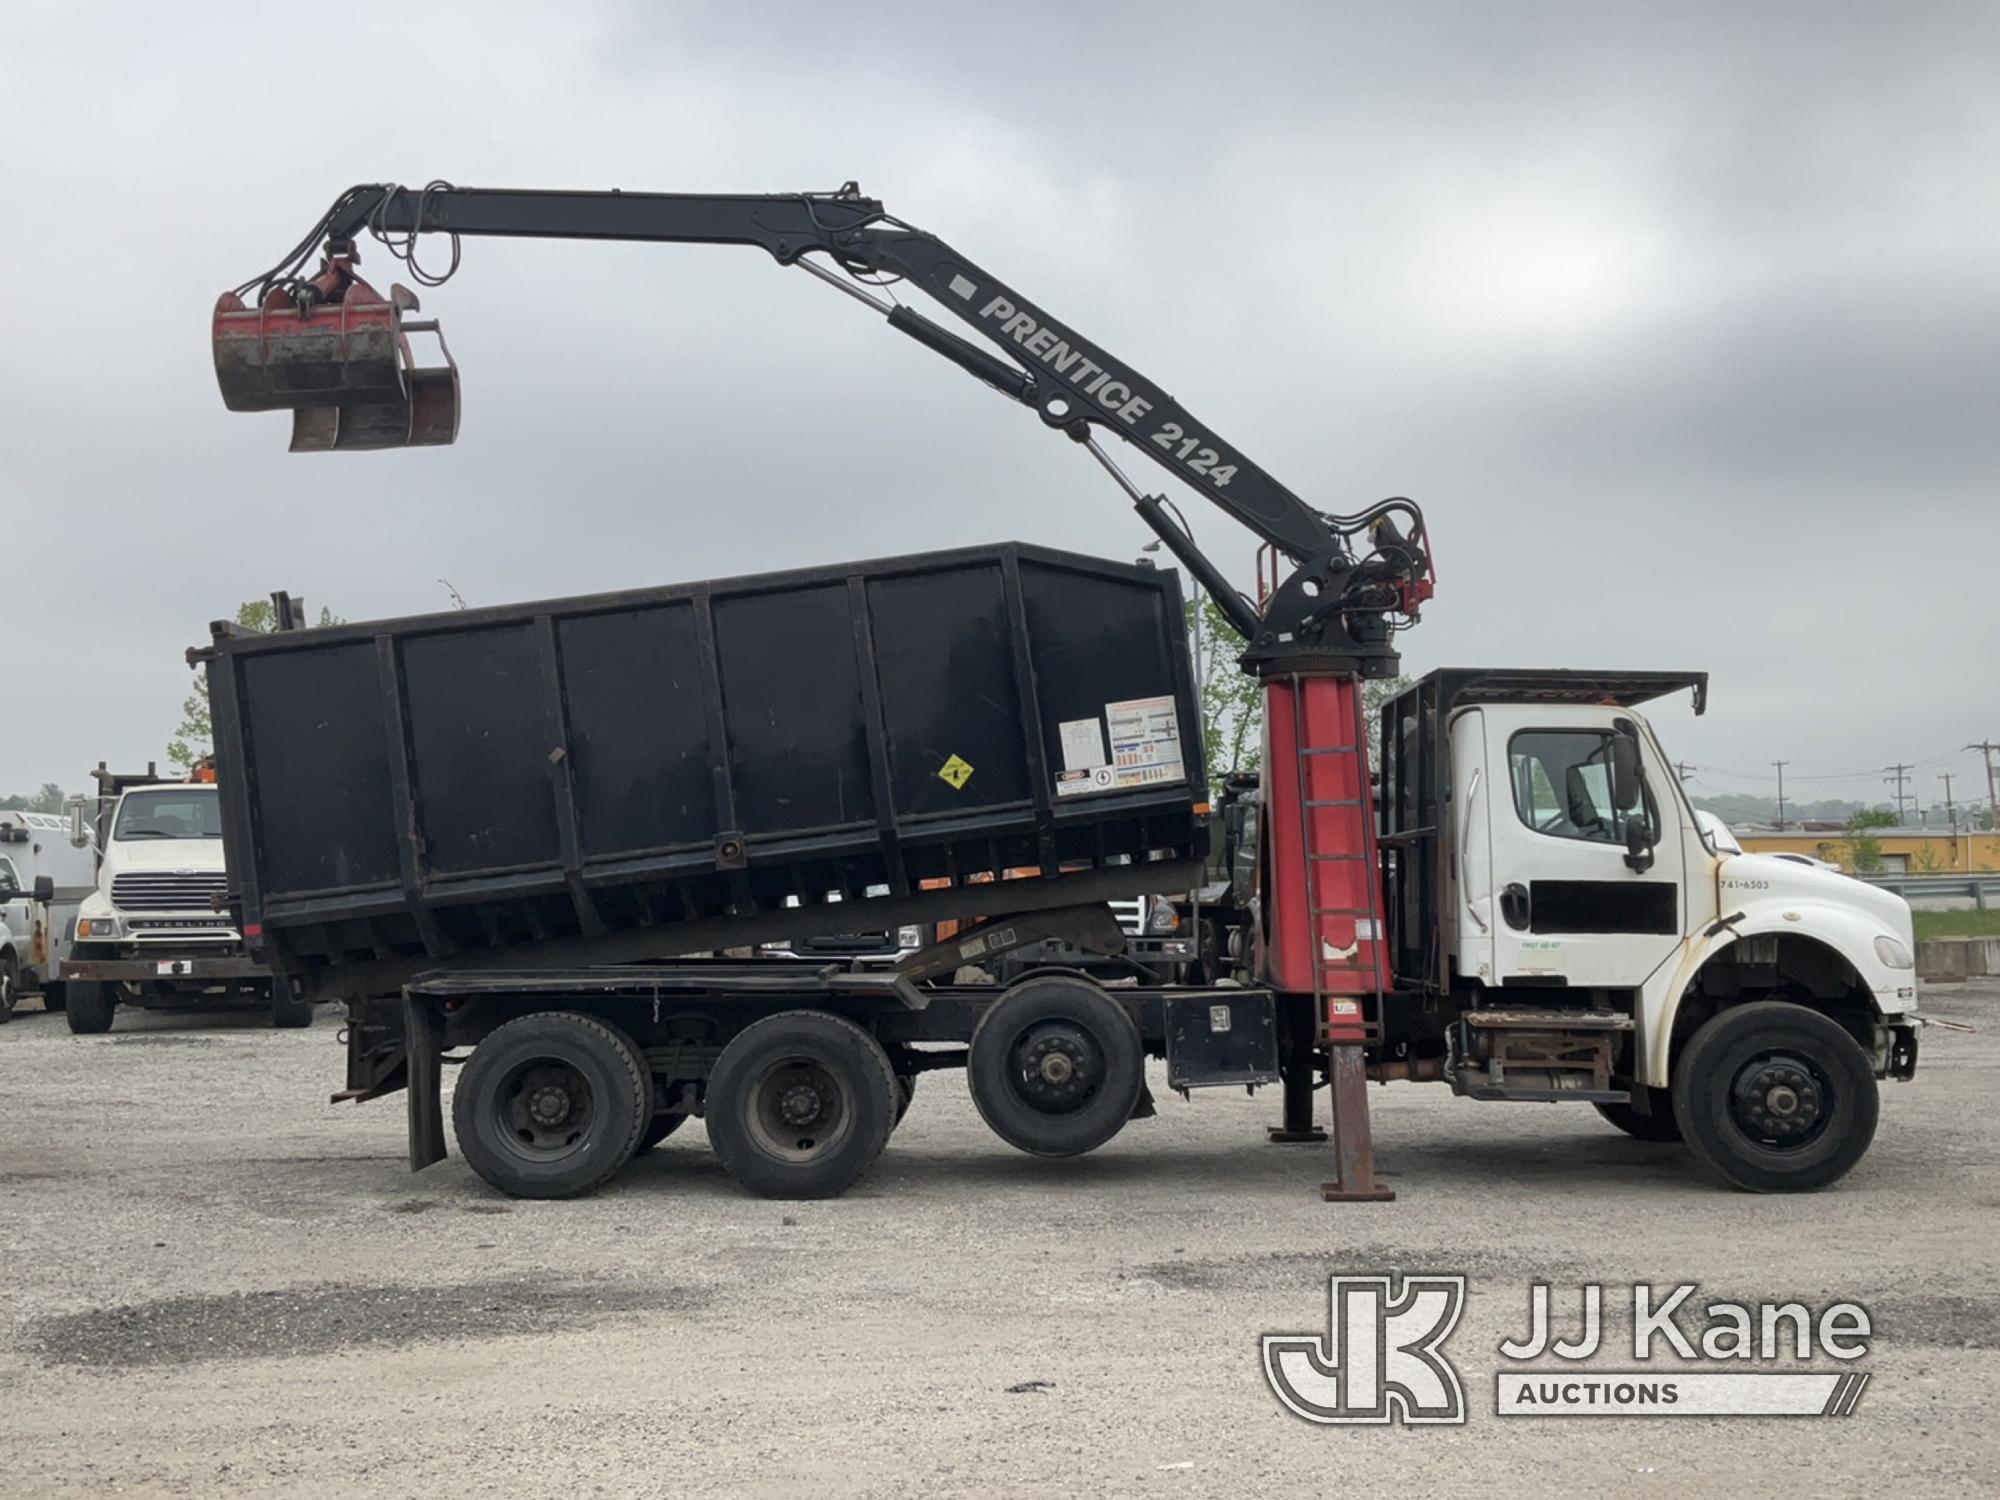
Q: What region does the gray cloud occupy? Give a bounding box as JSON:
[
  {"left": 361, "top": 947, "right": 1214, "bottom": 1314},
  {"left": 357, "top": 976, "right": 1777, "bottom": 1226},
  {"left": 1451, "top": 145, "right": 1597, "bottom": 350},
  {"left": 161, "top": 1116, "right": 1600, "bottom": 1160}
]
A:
[{"left": 2, "top": 0, "right": 1995, "bottom": 806}]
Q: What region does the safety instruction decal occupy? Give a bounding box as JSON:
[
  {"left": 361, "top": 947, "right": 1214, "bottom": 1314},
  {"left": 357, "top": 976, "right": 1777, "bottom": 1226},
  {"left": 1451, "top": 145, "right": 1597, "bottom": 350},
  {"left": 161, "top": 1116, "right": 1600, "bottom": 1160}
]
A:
[
  {"left": 1059, "top": 717, "right": 1108, "bottom": 773},
  {"left": 1055, "top": 695, "right": 1185, "bottom": 798},
  {"left": 938, "top": 753, "right": 975, "bottom": 791}
]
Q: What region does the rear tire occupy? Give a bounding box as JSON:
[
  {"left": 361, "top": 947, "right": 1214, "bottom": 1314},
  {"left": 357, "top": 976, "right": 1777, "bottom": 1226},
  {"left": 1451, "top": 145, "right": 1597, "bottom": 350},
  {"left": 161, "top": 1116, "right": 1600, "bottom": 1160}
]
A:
[
  {"left": 1672, "top": 1001, "right": 1878, "bottom": 1193},
  {"left": 65, "top": 979, "right": 116, "bottom": 1035},
  {"left": 1595, "top": 1087, "right": 1682, "bottom": 1142},
  {"left": 40, "top": 981, "right": 66, "bottom": 1013},
  {"left": 967, "top": 976, "right": 1144, "bottom": 1158},
  {"left": 0, "top": 952, "right": 16, "bottom": 1023},
  {"left": 452, "top": 1012, "right": 653, "bottom": 1199},
  {"left": 706, "top": 1011, "right": 898, "bottom": 1199},
  {"left": 269, "top": 983, "right": 315, "bottom": 1028}
]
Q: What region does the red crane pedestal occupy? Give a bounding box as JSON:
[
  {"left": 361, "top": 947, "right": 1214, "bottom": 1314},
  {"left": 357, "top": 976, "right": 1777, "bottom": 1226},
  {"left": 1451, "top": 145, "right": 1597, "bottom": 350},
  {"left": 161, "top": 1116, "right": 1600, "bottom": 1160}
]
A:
[{"left": 1257, "top": 672, "right": 1395, "bottom": 1201}]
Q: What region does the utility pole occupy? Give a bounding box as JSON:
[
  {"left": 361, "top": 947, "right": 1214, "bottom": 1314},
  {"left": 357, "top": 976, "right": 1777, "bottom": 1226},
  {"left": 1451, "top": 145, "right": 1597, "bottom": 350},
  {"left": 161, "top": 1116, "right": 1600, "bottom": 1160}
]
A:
[
  {"left": 1674, "top": 761, "right": 1695, "bottom": 783},
  {"left": 1883, "top": 763, "right": 1914, "bottom": 825},
  {"left": 1970, "top": 741, "right": 2000, "bottom": 830},
  {"left": 1941, "top": 773, "right": 1956, "bottom": 828},
  {"left": 1771, "top": 759, "right": 1789, "bottom": 831}
]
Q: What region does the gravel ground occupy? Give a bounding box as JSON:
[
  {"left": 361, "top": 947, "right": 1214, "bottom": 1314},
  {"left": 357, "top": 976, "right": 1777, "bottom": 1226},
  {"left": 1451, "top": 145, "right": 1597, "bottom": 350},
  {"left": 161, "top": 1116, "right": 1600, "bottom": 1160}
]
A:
[{"left": 1, "top": 984, "right": 1994, "bottom": 1499}]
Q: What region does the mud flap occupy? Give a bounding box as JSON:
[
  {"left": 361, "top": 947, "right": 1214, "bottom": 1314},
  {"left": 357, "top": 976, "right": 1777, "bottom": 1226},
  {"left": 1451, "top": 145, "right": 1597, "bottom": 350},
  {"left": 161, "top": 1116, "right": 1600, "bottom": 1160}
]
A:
[{"left": 404, "top": 994, "right": 447, "bottom": 1172}]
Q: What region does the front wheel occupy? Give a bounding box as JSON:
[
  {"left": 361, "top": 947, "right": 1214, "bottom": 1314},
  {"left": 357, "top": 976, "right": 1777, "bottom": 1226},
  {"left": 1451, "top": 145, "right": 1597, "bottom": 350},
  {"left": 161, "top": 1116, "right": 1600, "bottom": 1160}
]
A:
[
  {"left": 1672, "top": 1001, "right": 1878, "bottom": 1193},
  {"left": 452, "top": 1012, "right": 654, "bottom": 1199},
  {"left": 0, "top": 952, "right": 17, "bottom": 1023},
  {"left": 705, "top": 1011, "right": 898, "bottom": 1199},
  {"left": 65, "top": 979, "right": 117, "bottom": 1035}
]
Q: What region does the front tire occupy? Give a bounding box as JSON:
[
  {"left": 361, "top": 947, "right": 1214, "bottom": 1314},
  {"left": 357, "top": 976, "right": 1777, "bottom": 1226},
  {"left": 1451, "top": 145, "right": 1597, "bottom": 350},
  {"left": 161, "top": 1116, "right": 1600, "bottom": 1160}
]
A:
[
  {"left": 966, "top": 976, "right": 1144, "bottom": 1158},
  {"left": 705, "top": 1011, "right": 898, "bottom": 1199},
  {"left": 65, "top": 979, "right": 117, "bottom": 1035},
  {"left": 1595, "top": 1087, "right": 1682, "bottom": 1142},
  {"left": 452, "top": 1012, "right": 653, "bottom": 1199},
  {"left": 0, "top": 952, "right": 17, "bottom": 1022},
  {"left": 1672, "top": 1001, "right": 1878, "bottom": 1193}
]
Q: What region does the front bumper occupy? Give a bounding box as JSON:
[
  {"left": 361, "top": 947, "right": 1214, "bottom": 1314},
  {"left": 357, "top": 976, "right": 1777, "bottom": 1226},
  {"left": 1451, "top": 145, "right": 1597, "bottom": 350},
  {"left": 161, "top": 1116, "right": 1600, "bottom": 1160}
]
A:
[{"left": 61, "top": 954, "right": 272, "bottom": 983}]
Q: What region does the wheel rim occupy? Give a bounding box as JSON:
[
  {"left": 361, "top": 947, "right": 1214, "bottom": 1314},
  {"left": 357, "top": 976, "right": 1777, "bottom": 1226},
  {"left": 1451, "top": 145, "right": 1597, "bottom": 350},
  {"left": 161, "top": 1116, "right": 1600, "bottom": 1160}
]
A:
[
  {"left": 1728, "top": 1049, "right": 1833, "bottom": 1150},
  {"left": 1007, "top": 1020, "right": 1105, "bottom": 1116},
  {"left": 496, "top": 1058, "right": 598, "bottom": 1160},
  {"left": 745, "top": 1056, "right": 853, "bottom": 1162}
]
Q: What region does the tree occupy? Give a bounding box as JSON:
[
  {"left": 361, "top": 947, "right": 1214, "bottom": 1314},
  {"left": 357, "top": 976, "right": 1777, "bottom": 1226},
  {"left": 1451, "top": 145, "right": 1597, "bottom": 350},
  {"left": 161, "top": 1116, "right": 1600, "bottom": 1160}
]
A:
[
  {"left": 1183, "top": 594, "right": 1408, "bottom": 775},
  {"left": 1838, "top": 807, "right": 1896, "bottom": 874},
  {"left": 0, "top": 784, "right": 66, "bottom": 814},
  {"left": 1912, "top": 841, "right": 1944, "bottom": 874},
  {"left": 1185, "top": 595, "right": 1262, "bottom": 774},
  {"left": 168, "top": 599, "right": 341, "bottom": 771}
]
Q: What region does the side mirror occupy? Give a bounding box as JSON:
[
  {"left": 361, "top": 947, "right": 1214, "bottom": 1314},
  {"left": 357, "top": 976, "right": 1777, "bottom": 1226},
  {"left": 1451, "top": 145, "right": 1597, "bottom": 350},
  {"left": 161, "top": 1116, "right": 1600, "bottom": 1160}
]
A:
[
  {"left": 1623, "top": 817, "right": 1655, "bottom": 873},
  {"left": 31, "top": 874, "right": 54, "bottom": 903},
  {"left": 66, "top": 797, "right": 90, "bottom": 849},
  {"left": 1609, "top": 732, "right": 1640, "bottom": 811}
]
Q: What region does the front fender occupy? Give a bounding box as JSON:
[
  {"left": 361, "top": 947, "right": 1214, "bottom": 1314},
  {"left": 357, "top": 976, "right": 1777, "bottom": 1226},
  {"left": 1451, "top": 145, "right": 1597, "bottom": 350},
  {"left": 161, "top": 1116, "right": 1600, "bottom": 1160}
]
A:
[{"left": 1639, "top": 899, "right": 1915, "bottom": 1089}]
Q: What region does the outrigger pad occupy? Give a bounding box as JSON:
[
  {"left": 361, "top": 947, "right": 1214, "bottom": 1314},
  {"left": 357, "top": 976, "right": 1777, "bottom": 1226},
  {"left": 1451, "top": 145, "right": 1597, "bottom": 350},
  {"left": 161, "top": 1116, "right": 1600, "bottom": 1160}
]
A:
[{"left": 213, "top": 249, "right": 459, "bottom": 450}]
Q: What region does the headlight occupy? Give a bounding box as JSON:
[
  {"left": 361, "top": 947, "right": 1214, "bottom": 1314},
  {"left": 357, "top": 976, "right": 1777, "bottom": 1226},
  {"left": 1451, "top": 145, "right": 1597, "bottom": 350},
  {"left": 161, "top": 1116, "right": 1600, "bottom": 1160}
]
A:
[
  {"left": 1873, "top": 935, "right": 1914, "bottom": 969},
  {"left": 79, "top": 916, "right": 121, "bottom": 939},
  {"left": 1147, "top": 898, "right": 1181, "bottom": 934}
]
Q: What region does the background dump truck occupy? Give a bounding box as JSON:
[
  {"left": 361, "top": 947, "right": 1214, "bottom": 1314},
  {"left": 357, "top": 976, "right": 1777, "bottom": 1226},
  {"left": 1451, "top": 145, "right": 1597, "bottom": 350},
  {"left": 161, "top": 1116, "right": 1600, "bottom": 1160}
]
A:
[
  {"left": 59, "top": 764, "right": 308, "bottom": 1033},
  {"left": 203, "top": 181, "right": 1924, "bottom": 1201}
]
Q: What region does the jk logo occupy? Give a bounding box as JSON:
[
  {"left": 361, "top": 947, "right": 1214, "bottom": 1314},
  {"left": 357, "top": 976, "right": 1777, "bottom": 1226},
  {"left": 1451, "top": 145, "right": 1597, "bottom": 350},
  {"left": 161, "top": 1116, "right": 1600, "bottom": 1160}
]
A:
[{"left": 1262, "top": 1275, "right": 1468, "bottom": 1425}]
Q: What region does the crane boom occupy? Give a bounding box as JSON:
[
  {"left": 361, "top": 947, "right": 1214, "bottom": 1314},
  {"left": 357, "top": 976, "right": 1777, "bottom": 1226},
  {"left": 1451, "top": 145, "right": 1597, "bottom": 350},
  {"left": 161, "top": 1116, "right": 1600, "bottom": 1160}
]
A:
[{"left": 214, "top": 181, "right": 1432, "bottom": 674}]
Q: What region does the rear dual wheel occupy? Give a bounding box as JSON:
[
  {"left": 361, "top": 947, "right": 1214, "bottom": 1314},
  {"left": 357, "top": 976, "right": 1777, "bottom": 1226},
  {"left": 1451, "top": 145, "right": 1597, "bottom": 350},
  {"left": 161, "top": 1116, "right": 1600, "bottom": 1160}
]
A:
[{"left": 706, "top": 1011, "right": 899, "bottom": 1199}]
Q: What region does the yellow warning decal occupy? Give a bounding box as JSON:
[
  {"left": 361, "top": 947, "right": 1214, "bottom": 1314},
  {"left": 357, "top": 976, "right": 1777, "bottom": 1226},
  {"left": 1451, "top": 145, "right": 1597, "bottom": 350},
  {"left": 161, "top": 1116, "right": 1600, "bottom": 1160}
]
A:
[{"left": 938, "top": 754, "right": 975, "bottom": 790}]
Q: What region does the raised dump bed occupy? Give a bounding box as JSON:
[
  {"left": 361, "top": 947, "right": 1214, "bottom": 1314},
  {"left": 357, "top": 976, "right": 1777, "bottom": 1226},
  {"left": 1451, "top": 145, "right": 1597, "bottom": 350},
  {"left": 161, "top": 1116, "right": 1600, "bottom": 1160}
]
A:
[{"left": 204, "top": 543, "right": 1208, "bottom": 998}]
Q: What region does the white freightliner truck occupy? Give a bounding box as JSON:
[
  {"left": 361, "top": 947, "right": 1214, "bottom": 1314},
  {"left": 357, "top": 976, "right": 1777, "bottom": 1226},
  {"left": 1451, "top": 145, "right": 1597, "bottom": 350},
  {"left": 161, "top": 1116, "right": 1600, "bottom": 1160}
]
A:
[
  {"left": 198, "top": 182, "right": 1925, "bottom": 1202},
  {"left": 59, "top": 764, "right": 310, "bottom": 1033}
]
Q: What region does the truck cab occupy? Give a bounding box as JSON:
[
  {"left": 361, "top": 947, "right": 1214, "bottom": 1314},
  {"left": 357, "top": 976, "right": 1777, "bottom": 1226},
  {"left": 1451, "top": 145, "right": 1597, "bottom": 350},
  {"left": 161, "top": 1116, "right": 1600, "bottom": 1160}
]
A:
[
  {"left": 60, "top": 765, "right": 307, "bottom": 1033},
  {"left": 1377, "top": 669, "right": 1920, "bottom": 1189}
]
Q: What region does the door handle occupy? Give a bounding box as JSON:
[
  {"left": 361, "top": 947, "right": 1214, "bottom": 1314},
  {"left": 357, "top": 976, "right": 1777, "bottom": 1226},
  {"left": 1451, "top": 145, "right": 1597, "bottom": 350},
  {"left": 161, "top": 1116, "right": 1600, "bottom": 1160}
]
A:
[
  {"left": 1459, "top": 768, "right": 1487, "bottom": 932},
  {"left": 1500, "top": 882, "right": 1531, "bottom": 930}
]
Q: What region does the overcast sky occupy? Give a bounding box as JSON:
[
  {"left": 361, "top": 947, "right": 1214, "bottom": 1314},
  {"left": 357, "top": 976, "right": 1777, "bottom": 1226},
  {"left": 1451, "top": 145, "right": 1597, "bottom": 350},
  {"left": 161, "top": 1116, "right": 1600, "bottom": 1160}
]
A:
[{"left": 3, "top": 1, "right": 1995, "bottom": 812}]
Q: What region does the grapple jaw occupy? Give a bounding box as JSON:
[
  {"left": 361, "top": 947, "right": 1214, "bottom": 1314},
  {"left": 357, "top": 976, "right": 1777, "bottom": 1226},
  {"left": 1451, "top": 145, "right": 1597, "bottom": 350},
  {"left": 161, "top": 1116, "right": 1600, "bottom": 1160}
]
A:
[{"left": 213, "top": 247, "right": 459, "bottom": 451}]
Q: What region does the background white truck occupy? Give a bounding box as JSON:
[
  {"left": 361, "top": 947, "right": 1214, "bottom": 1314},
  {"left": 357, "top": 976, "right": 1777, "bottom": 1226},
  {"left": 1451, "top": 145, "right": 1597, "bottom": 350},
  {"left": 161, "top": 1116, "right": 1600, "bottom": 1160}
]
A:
[
  {"left": 59, "top": 764, "right": 310, "bottom": 1033},
  {"left": 0, "top": 810, "right": 96, "bottom": 1019}
]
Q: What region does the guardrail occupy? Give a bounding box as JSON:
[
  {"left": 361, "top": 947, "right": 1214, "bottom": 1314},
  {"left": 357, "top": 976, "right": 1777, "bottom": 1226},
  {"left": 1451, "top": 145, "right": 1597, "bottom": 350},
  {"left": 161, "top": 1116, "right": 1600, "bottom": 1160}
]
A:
[{"left": 1859, "top": 873, "right": 1997, "bottom": 908}]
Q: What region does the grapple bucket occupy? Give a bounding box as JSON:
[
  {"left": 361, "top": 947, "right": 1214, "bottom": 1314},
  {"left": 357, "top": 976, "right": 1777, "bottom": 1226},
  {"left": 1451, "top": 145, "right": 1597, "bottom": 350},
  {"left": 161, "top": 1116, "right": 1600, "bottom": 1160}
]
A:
[{"left": 213, "top": 252, "right": 459, "bottom": 451}]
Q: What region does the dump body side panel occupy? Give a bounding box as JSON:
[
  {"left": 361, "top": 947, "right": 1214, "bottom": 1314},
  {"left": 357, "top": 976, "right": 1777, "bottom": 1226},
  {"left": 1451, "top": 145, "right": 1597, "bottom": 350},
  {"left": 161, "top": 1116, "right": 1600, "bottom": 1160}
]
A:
[{"left": 208, "top": 543, "right": 1207, "bottom": 998}]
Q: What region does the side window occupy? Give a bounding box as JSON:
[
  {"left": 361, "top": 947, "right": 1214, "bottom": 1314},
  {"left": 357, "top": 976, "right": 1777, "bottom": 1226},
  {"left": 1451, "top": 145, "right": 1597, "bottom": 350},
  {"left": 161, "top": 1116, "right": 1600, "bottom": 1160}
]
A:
[
  {"left": 0, "top": 857, "right": 18, "bottom": 896},
  {"left": 1508, "top": 730, "right": 1654, "bottom": 845}
]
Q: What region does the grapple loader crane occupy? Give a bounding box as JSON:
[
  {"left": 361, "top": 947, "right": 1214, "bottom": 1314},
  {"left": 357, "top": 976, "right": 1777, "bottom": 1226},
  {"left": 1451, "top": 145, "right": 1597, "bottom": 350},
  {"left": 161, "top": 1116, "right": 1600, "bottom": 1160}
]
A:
[{"left": 213, "top": 180, "right": 1437, "bottom": 1198}]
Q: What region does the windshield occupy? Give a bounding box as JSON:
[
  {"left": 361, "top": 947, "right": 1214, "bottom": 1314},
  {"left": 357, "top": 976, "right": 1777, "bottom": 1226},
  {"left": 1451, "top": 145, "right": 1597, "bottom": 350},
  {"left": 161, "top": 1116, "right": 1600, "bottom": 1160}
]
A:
[{"left": 113, "top": 790, "right": 223, "bottom": 841}]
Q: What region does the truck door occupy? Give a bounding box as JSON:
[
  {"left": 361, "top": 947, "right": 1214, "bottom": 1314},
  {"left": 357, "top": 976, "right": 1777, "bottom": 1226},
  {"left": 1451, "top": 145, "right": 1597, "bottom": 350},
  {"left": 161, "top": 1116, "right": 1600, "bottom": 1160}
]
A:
[{"left": 1480, "top": 707, "right": 1685, "bottom": 990}]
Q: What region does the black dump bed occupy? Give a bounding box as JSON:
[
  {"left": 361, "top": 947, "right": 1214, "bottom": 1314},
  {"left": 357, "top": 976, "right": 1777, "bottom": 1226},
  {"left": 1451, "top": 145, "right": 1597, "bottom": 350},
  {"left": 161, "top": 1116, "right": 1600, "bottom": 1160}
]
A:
[{"left": 205, "top": 542, "right": 1208, "bottom": 998}]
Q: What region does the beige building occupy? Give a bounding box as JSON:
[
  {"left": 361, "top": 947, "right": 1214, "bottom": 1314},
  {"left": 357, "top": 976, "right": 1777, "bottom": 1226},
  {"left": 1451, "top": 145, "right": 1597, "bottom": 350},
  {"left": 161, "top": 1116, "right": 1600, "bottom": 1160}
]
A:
[{"left": 1737, "top": 826, "right": 2000, "bottom": 875}]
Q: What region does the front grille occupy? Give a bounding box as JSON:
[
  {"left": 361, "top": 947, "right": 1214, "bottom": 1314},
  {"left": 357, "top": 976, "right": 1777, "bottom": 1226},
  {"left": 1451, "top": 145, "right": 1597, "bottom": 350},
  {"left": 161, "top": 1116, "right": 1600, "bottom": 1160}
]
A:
[
  {"left": 1111, "top": 897, "right": 1146, "bottom": 937},
  {"left": 111, "top": 872, "right": 228, "bottom": 912}
]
